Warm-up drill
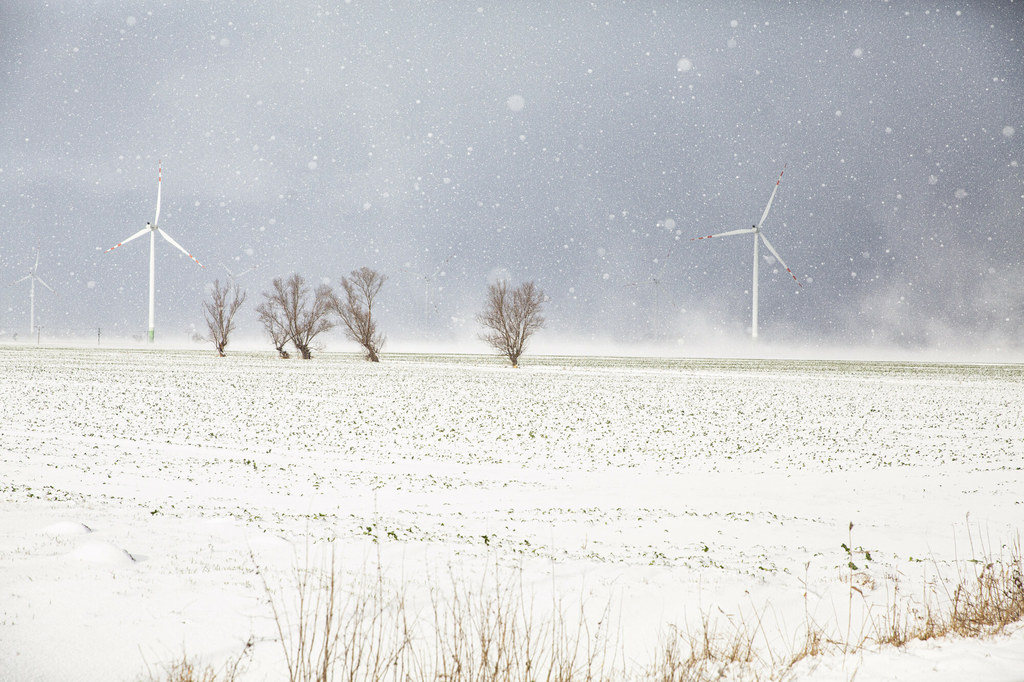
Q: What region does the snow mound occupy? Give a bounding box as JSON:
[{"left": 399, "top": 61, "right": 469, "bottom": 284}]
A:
[
  {"left": 69, "top": 541, "right": 136, "bottom": 564},
  {"left": 42, "top": 521, "right": 93, "bottom": 536}
]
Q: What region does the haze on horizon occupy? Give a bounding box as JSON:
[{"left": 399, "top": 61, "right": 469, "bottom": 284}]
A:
[{"left": 1, "top": 2, "right": 1021, "bottom": 359}]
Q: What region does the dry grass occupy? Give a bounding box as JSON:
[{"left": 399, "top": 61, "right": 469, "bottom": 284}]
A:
[
  {"left": 256, "top": 552, "right": 622, "bottom": 682},
  {"left": 873, "top": 533, "right": 1024, "bottom": 647},
  {"left": 145, "top": 647, "right": 248, "bottom": 682},
  {"left": 652, "top": 618, "right": 758, "bottom": 682},
  {"left": 257, "top": 550, "right": 413, "bottom": 682},
  {"left": 152, "top": 530, "right": 1024, "bottom": 682},
  {"left": 423, "top": 568, "right": 621, "bottom": 682},
  {"left": 653, "top": 528, "right": 1024, "bottom": 682},
  {"left": 148, "top": 656, "right": 220, "bottom": 682}
]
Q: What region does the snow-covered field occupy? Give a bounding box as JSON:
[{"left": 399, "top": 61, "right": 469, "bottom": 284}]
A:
[{"left": 2, "top": 346, "right": 1023, "bottom": 681}]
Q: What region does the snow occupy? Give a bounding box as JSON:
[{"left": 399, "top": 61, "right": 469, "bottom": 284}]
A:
[{"left": 1, "top": 347, "right": 1023, "bottom": 681}]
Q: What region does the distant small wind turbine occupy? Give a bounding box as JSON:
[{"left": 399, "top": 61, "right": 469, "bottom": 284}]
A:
[
  {"left": 692, "top": 165, "right": 802, "bottom": 340},
  {"left": 13, "top": 248, "right": 55, "bottom": 337},
  {"left": 105, "top": 162, "right": 204, "bottom": 343},
  {"left": 402, "top": 254, "right": 455, "bottom": 324},
  {"left": 626, "top": 241, "right": 679, "bottom": 318}
]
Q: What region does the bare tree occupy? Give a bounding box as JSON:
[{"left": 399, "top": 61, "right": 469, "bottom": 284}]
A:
[
  {"left": 476, "top": 280, "right": 546, "bottom": 368},
  {"left": 202, "top": 279, "right": 247, "bottom": 357},
  {"left": 257, "top": 274, "right": 335, "bottom": 359},
  {"left": 331, "top": 266, "right": 387, "bottom": 362},
  {"left": 256, "top": 298, "right": 292, "bottom": 359}
]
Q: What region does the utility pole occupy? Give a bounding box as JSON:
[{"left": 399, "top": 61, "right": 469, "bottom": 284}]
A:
[
  {"left": 35, "top": 325, "right": 42, "bottom": 345},
  {"left": 97, "top": 327, "right": 101, "bottom": 346}
]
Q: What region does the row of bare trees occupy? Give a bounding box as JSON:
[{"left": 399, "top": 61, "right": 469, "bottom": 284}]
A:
[
  {"left": 254, "top": 269, "right": 387, "bottom": 361},
  {"left": 201, "top": 269, "right": 545, "bottom": 366}
]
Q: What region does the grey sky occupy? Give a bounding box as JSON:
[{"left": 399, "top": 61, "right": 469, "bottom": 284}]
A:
[{"left": 2, "top": 1, "right": 1022, "bottom": 354}]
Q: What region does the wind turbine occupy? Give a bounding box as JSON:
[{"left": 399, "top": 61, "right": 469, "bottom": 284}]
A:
[
  {"left": 625, "top": 241, "right": 683, "bottom": 336},
  {"left": 402, "top": 254, "right": 455, "bottom": 324},
  {"left": 626, "top": 241, "right": 679, "bottom": 318},
  {"left": 105, "top": 162, "right": 204, "bottom": 342},
  {"left": 692, "top": 165, "right": 801, "bottom": 340},
  {"left": 13, "top": 248, "right": 55, "bottom": 338}
]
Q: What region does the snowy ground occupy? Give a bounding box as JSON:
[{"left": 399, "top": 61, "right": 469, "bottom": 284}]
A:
[{"left": 1, "top": 346, "right": 1023, "bottom": 681}]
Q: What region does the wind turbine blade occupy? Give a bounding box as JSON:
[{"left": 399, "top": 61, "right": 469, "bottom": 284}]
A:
[
  {"left": 33, "top": 250, "right": 40, "bottom": 273},
  {"left": 759, "top": 233, "right": 802, "bottom": 287},
  {"left": 35, "top": 277, "right": 55, "bottom": 293},
  {"left": 692, "top": 228, "right": 756, "bottom": 241},
  {"left": 105, "top": 227, "right": 151, "bottom": 253},
  {"left": 14, "top": 275, "right": 31, "bottom": 284},
  {"left": 756, "top": 164, "right": 787, "bottom": 229},
  {"left": 220, "top": 262, "right": 235, "bottom": 277},
  {"left": 157, "top": 228, "right": 205, "bottom": 268},
  {"left": 154, "top": 162, "right": 162, "bottom": 226}
]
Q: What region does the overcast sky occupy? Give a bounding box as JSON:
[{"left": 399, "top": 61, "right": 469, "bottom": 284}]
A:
[{"left": 2, "top": 1, "right": 1022, "bottom": 356}]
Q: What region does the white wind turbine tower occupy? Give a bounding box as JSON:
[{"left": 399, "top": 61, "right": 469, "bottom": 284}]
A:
[
  {"left": 13, "top": 248, "right": 55, "bottom": 338},
  {"left": 105, "top": 162, "right": 205, "bottom": 342},
  {"left": 693, "top": 165, "right": 802, "bottom": 340}
]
